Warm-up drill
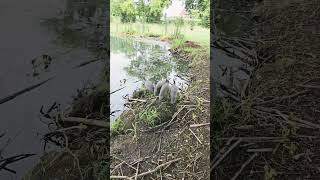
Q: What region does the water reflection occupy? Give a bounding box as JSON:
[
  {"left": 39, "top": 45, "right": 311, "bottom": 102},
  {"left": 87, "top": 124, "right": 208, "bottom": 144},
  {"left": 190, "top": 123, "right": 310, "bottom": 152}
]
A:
[
  {"left": 0, "top": 0, "right": 106, "bottom": 178},
  {"left": 41, "top": 0, "right": 107, "bottom": 57},
  {"left": 110, "top": 36, "right": 189, "bottom": 121}
]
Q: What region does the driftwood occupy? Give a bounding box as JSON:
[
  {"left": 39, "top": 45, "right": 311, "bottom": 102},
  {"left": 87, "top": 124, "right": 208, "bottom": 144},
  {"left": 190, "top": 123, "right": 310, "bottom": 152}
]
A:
[
  {"left": 212, "top": 138, "right": 242, "bottom": 170},
  {"left": 230, "top": 153, "right": 258, "bottom": 180},
  {"left": 73, "top": 58, "right": 101, "bottom": 69},
  {"left": 110, "top": 87, "right": 126, "bottom": 95},
  {"left": 190, "top": 123, "right": 210, "bottom": 128},
  {"left": 0, "top": 77, "right": 54, "bottom": 105},
  {"left": 0, "top": 154, "right": 35, "bottom": 174},
  {"left": 110, "top": 158, "right": 181, "bottom": 179},
  {"left": 61, "top": 117, "right": 109, "bottom": 128}
]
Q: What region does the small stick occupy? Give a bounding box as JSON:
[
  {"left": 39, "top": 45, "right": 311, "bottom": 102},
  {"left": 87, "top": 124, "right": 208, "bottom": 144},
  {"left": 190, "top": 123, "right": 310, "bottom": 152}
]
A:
[
  {"left": 231, "top": 153, "right": 258, "bottom": 180},
  {"left": 110, "top": 176, "right": 133, "bottom": 180},
  {"left": 189, "top": 128, "right": 202, "bottom": 144},
  {"left": 134, "top": 151, "right": 140, "bottom": 180},
  {"left": 190, "top": 123, "right": 210, "bottom": 128},
  {"left": 212, "top": 138, "right": 242, "bottom": 170},
  {"left": 61, "top": 117, "right": 109, "bottom": 128},
  {"left": 246, "top": 148, "right": 273, "bottom": 153},
  {"left": 256, "top": 90, "right": 308, "bottom": 105},
  {"left": 0, "top": 77, "right": 54, "bottom": 105},
  {"left": 164, "top": 106, "right": 186, "bottom": 129},
  {"left": 110, "top": 87, "right": 126, "bottom": 95},
  {"left": 130, "top": 158, "right": 181, "bottom": 178},
  {"left": 218, "top": 136, "right": 316, "bottom": 141},
  {"left": 128, "top": 98, "right": 147, "bottom": 103},
  {"left": 111, "top": 161, "right": 126, "bottom": 174},
  {"left": 73, "top": 58, "right": 100, "bottom": 69},
  {"left": 296, "top": 84, "right": 320, "bottom": 89}
]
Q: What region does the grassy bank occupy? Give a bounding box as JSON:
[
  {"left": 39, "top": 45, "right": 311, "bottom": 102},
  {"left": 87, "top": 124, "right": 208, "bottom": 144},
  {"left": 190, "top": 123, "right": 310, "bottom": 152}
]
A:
[
  {"left": 213, "top": 0, "right": 320, "bottom": 179},
  {"left": 110, "top": 35, "right": 210, "bottom": 179},
  {"left": 110, "top": 18, "right": 210, "bottom": 46}
]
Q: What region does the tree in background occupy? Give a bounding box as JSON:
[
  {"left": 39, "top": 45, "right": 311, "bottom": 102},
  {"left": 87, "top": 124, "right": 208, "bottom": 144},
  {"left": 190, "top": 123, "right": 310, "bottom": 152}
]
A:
[
  {"left": 111, "top": 0, "right": 137, "bottom": 23},
  {"left": 112, "top": 0, "right": 170, "bottom": 23},
  {"left": 145, "top": 0, "right": 170, "bottom": 23},
  {"left": 185, "top": 0, "right": 210, "bottom": 28}
]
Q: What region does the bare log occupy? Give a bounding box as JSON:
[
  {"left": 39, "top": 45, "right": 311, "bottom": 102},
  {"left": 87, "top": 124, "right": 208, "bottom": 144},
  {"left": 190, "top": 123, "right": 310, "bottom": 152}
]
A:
[{"left": 61, "top": 117, "right": 108, "bottom": 128}]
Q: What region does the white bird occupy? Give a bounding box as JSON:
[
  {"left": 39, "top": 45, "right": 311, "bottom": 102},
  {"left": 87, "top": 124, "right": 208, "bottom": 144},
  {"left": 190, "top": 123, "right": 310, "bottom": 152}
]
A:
[
  {"left": 170, "top": 80, "right": 178, "bottom": 104},
  {"left": 154, "top": 79, "right": 166, "bottom": 96},
  {"left": 144, "top": 80, "right": 155, "bottom": 93},
  {"left": 159, "top": 80, "right": 170, "bottom": 101}
]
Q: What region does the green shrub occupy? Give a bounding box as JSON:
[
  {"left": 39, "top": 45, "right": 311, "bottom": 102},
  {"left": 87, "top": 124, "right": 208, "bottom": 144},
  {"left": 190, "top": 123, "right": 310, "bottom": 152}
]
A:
[{"left": 138, "top": 107, "right": 159, "bottom": 126}]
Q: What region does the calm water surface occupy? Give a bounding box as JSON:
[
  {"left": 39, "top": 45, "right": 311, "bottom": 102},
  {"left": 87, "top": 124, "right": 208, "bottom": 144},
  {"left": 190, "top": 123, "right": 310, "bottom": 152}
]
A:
[
  {"left": 0, "top": 0, "right": 105, "bottom": 179},
  {"left": 110, "top": 36, "right": 189, "bottom": 122}
]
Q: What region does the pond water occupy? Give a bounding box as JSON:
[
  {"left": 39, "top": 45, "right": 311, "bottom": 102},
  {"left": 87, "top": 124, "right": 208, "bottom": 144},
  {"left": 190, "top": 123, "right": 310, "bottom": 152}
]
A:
[
  {"left": 110, "top": 36, "right": 190, "bottom": 122},
  {"left": 0, "top": 0, "right": 106, "bottom": 179}
]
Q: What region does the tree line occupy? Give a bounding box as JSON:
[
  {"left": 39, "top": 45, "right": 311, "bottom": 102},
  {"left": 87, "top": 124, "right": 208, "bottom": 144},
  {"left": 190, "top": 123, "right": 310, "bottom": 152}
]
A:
[{"left": 111, "top": 0, "right": 210, "bottom": 28}]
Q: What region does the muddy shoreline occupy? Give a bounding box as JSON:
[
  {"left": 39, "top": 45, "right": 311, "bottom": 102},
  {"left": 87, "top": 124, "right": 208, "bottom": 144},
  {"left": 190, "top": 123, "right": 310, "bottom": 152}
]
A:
[
  {"left": 212, "top": 0, "right": 320, "bottom": 179},
  {"left": 110, "top": 36, "right": 210, "bottom": 179}
]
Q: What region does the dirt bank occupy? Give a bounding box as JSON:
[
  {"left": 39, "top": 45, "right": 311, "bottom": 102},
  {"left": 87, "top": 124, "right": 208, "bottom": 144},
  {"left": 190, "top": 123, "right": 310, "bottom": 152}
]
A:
[
  {"left": 213, "top": 0, "right": 320, "bottom": 179},
  {"left": 110, "top": 40, "right": 210, "bottom": 179}
]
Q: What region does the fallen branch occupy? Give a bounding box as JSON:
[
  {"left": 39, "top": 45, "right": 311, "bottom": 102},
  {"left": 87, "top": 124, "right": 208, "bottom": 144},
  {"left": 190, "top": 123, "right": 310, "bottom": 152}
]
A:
[
  {"left": 128, "top": 98, "right": 147, "bottom": 103},
  {"left": 73, "top": 58, "right": 101, "bottom": 69},
  {"left": 246, "top": 148, "right": 273, "bottom": 153},
  {"left": 218, "top": 136, "right": 316, "bottom": 142},
  {"left": 110, "top": 87, "right": 126, "bottom": 95},
  {"left": 231, "top": 153, "right": 258, "bottom": 180},
  {"left": 61, "top": 117, "right": 108, "bottom": 128},
  {"left": 189, "top": 128, "right": 202, "bottom": 144},
  {"left": 256, "top": 90, "right": 308, "bottom": 105},
  {"left": 131, "top": 158, "right": 181, "bottom": 178},
  {"left": 111, "top": 158, "right": 181, "bottom": 179},
  {"left": 0, "top": 154, "right": 36, "bottom": 173},
  {"left": 296, "top": 84, "right": 320, "bottom": 89},
  {"left": 110, "top": 176, "right": 132, "bottom": 180},
  {"left": 190, "top": 123, "right": 210, "bottom": 128},
  {"left": 212, "top": 138, "right": 242, "bottom": 170},
  {"left": 255, "top": 106, "right": 320, "bottom": 129},
  {"left": 0, "top": 77, "right": 54, "bottom": 105},
  {"left": 164, "top": 106, "right": 186, "bottom": 129}
]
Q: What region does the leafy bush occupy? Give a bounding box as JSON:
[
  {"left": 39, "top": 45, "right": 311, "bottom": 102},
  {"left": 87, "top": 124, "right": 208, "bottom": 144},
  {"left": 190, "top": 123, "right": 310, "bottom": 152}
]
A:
[
  {"left": 111, "top": 117, "right": 125, "bottom": 134},
  {"left": 138, "top": 107, "right": 159, "bottom": 126}
]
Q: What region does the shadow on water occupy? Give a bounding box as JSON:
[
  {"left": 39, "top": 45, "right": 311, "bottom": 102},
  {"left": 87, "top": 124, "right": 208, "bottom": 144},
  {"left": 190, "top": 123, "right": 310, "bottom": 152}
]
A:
[
  {"left": 0, "top": 0, "right": 107, "bottom": 179},
  {"left": 110, "top": 36, "right": 189, "bottom": 122}
]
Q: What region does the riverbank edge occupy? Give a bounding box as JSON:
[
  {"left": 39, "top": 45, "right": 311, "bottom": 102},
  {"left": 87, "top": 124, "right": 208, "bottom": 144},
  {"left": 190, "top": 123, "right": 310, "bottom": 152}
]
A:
[
  {"left": 212, "top": 0, "right": 320, "bottom": 179},
  {"left": 23, "top": 34, "right": 210, "bottom": 179},
  {"left": 110, "top": 34, "right": 210, "bottom": 179}
]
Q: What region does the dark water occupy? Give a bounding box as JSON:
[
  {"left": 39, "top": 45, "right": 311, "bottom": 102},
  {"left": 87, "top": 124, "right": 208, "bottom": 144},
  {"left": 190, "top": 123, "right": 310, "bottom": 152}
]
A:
[
  {"left": 213, "top": 48, "right": 251, "bottom": 92},
  {"left": 0, "top": 0, "right": 105, "bottom": 179},
  {"left": 110, "top": 36, "right": 189, "bottom": 122}
]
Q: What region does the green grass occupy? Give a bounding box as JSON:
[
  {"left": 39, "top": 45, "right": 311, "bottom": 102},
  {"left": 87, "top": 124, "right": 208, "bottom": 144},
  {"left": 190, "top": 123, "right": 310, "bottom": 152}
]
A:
[
  {"left": 137, "top": 106, "right": 159, "bottom": 126},
  {"left": 111, "top": 117, "right": 126, "bottom": 135},
  {"left": 110, "top": 19, "right": 210, "bottom": 46}
]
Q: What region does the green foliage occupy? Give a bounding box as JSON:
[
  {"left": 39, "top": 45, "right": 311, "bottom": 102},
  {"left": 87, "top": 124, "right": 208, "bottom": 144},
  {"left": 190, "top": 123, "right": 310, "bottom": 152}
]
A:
[
  {"left": 110, "top": 36, "right": 178, "bottom": 81},
  {"left": 112, "top": 0, "right": 169, "bottom": 23},
  {"left": 138, "top": 107, "right": 159, "bottom": 126},
  {"left": 199, "top": 3, "right": 210, "bottom": 28},
  {"left": 186, "top": 0, "right": 210, "bottom": 28},
  {"left": 111, "top": 0, "right": 137, "bottom": 23},
  {"left": 146, "top": 0, "right": 169, "bottom": 23},
  {"left": 171, "top": 37, "right": 185, "bottom": 49},
  {"left": 264, "top": 165, "right": 277, "bottom": 180},
  {"left": 111, "top": 117, "right": 126, "bottom": 134},
  {"left": 185, "top": 0, "right": 208, "bottom": 13},
  {"left": 111, "top": 35, "right": 189, "bottom": 84},
  {"left": 173, "top": 17, "right": 184, "bottom": 39}
]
